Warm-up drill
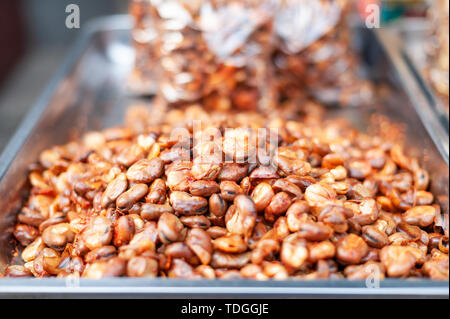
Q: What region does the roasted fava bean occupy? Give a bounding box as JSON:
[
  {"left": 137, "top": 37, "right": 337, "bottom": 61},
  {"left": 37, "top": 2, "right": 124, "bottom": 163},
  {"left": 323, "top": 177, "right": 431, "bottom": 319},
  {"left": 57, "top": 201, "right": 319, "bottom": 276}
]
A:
[
  {"left": 403, "top": 206, "right": 436, "bottom": 227},
  {"left": 180, "top": 215, "right": 211, "bottom": 229},
  {"left": 209, "top": 194, "right": 228, "bottom": 217},
  {"left": 272, "top": 179, "right": 302, "bottom": 198},
  {"left": 308, "top": 241, "right": 336, "bottom": 262},
  {"left": 8, "top": 99, "right": 448, "bottom": 280},
  {"left": 35, "top": 248, "right": 61, "bottom": 275},
  {"left": 42, "top": 223, "right": 75, "bottom": 251},
  {"left": 351, "top": 198, "right": 379, "bottom": 226},
  {"left": 101, "top": 173, "right": 128, "bottom": 208},
  {"left": 189, "top": 180, "right": 220, "bottom": 197},
  {"left": 113, "top": 216, "right": 135, "bottom": 247},
  {"left": 165, "top": 242, "right": 196, "bottom": 261},
  {"left": 226, "top": 195, "right": 257, "bottom": 239},
  {"left": 336, "top": 234, "right": 369, "bottom": 265},
  {"left": 281, "top": 233, "right": 308, "bottom": 269},
  {"left": 286, "top": 200, "right": 310, "bottom": 232},
  {"left": 13, "top": 224, "right": 39, "bottom": 246},
  {"left": 157, "top": 212, "right": 185, "bottom": 244},
  {"left": 295, "top": 221, "right": 333, "bottom": 241},
  {"left": 22, "top": 237, "right": 45, "bottom": 262},
  {"left": 380, "top": 246, "right": 417, "bottom": 277},
  {"left": 186, "top": 228, "right": 212, "bottom": 265},
  {"left": 318, "top": 205, "right": 350, "bottom": 233},
  {"left": 251, "top": 239, "right": 280, "bottom": 265},
  {"left": 82, "top": 257, "right": 126, "bottom": 279},
  {"left": 305, "top": 183, "right": 336, "bottom": 208},
  {"left": 206, "top": 226, "right": 228, "bottom": 239},
  {"left": 140, "top": 203, "right": 174, "bottom": 221},
  {"left": 218, "top": 163, "right": 249, "bottom": 182},
  {"left": 116, "top": 183, "right": 149, "bottom": 209},
  {"left": 169, "top": 191, "right": 208, "bottom": 215},
  {"left": 196, "top": 265, "right": 216, "bottom": 279},
  {"left": 168, "top": 259, "right": 197, "bottom": 279},
  {"left": 344, "top": 261, "right": 385, "bottom": 280},
  {"left": 127, "top": 256, "right": 158, "bottom": 277},
  {"left": 146, "top": 179, "right": 167, "bottom": 204},
  {"left": 126, "top": 158, "right": 163, "bottom": 183},
  {"left": 273, "top": 154, "right": 312, "bottom": 177},
  {"left": 84, "top": 246, "right": 117, "bottom": 263},
  {"left": 251, "top": 182, "right": 275, "bottom": 212},
  {"left": 5, "top": 265, "right": 33, "bottom": 277},
  {"left": 81, "top": 216, "right": 113, "bottom": 250},
  {"left": 362, "top": 225, "right": 389, "bottom": 249},
  {"left": 214, "top": 234, "right": 247, "bottom": 253},
  {"left": 220, "top": 181, "right": 244, "bottom": 202},
  {"left": 264, "top": 192, "right": 293, "bottom": 223},
  {"left": 211, "top": 251, "right": 251, "bottom": 269}
]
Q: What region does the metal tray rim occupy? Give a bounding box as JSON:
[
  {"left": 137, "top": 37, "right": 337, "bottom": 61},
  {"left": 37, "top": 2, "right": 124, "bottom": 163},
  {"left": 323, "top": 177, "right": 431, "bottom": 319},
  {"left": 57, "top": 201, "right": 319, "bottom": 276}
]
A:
[{"left": 0, "top": 15, "right": 448, "bottom": 297}]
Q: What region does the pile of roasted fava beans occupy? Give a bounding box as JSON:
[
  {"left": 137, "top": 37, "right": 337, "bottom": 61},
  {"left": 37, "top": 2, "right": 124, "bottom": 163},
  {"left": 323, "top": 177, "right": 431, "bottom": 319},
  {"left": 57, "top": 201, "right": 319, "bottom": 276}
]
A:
[{"left": 4, "top": 103, "right": 448, "bottom": 280}]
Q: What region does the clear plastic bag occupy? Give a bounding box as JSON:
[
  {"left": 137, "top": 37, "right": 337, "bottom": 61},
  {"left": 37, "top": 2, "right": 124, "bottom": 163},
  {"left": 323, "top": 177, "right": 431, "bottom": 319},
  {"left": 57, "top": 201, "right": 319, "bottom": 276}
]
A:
[
  {"left": 272, "top": 0, "right": 373, "bottom": 107},
  {"left": 129, "top": 0, "right": 159, "bottom": 94},
  {"left": 152, "top": 0, "right": 277, "bottom": 110},
  {"left": 426, "top": 0, "right": 449, "bottom": 108},
  {"left": 130, "top": 0, "right": 373, "bottom": 109}
]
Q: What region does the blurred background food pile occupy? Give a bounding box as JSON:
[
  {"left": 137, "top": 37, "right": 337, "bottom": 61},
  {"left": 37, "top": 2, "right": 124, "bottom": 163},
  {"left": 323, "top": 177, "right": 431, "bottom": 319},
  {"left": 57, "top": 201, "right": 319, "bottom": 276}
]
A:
[
  {"left": 129, "top": 0, "right": 374, "bottom": 111},
  {"left": 425, "top": 0, "right": 449, "bottom": 108},
  {"left": 0, "top": 0, "right": 448, "bottom": 152}
]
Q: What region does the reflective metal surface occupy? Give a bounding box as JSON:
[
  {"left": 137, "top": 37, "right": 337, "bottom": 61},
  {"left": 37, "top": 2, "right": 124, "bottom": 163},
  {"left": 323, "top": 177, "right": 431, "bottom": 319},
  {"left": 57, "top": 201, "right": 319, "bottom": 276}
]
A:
[{"left": 0, "top": 15, "right": 448, "bottom": 297}]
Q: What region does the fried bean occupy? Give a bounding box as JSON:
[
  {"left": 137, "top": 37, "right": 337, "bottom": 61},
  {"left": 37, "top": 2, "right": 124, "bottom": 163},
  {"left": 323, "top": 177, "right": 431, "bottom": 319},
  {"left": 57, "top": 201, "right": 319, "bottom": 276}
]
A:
[
  {"left": 169, "top": 191, "right": 208, "bottom": 215},
  {"left": 127, "top": 256, "right": 158, "bottom": 278},
  {"left": 81, "top": 216, "right": 113, "bottom": 250},
  {"left": 214, "top": 234, "right": 247, "bottom": 253},
  {"left": 126, "top": 158, "right": 164, "bottom": 183},
  {"left": 101, "top": 173, "right": 128, "bottom": 208},
  {"left": 403, "top": 205, "right": 436, "bottom": 227},
  {"left": 211, "top": 251, "right": 251, "bottom": 269},
  {"left": 380, "top": 246, "right": 417, "bottom": 277},
  {"left": 157, "top": 212, "right": 185, "bottom": 244},
  {"left": 185, "top": 228, "right": 212, "bottom": 265},
  {"left": 140, "top": 203, "right": 174, "bottom": 221},
  {"left": 225, "top": 195, "right": 257, "bottom": 240},
  {"left": 220, "top": 181, "right": 244, "bottom": 202},
  {"left": 13, "top": 224, "right": 39, "bottom": 247},
  {"left": 189, "top": 180, "right": 220, "bottom": 197},
  {"left": 281, "top": 234, "right": 308, "bottom": 269},
  {"left": 251, "top": 182, "right": 275, "bottom": 212},
  {"left": 42, "top": 223, "right": 75, "bottom": 251},
  {"left": 116, "top": 183, "right": 149, "bottom": 209},
  {"left": 264, "top": 192, "right": 293, "bottom": 223},
  {"left": 336, "top": 234, "right": 369, "bottom": 265}
]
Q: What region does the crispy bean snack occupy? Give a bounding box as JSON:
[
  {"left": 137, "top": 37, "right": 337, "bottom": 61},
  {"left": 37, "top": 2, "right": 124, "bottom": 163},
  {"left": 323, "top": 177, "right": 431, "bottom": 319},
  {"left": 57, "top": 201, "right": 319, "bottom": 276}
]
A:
[{"left": 4, "top": 102, "right": 448, "bottom": 280}]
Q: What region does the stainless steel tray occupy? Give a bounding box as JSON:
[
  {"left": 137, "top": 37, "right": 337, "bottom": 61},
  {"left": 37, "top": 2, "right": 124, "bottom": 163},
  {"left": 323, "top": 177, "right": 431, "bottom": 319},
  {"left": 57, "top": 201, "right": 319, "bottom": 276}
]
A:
[{"left": 0, "top": 15, "right": 448, "bottom": 298}]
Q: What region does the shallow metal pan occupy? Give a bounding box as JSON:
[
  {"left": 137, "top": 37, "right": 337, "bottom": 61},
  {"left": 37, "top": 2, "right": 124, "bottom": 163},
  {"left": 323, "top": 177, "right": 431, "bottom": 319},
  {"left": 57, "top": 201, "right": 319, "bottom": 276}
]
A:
[{"left": 0, "top": 15, "right": 448, "bottom": 298}]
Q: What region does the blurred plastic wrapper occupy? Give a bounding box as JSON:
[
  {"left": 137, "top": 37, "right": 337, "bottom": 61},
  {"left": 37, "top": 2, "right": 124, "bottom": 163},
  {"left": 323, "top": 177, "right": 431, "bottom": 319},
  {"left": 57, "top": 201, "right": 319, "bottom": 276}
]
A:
[
  {"left": 129, "top": 0, "right": 374, "bottom": 109},
  {"left": 273, "top": 0, "right": 373, "bottom": 107},
  {"left": 426, "top": 0, "right": 449, "bottom": 108}
]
